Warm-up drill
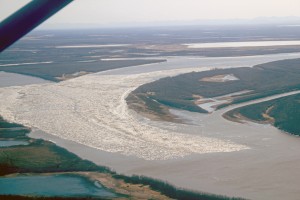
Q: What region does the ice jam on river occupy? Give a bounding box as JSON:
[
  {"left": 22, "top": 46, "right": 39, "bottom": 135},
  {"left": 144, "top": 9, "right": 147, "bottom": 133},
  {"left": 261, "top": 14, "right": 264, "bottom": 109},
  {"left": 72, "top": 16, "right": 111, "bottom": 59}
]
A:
[
  {"left": 0, "top": 68, "right": 248, "bottom": 160},
  {"left": 2, "top": 53, "right": 300, "bottom": 199}
]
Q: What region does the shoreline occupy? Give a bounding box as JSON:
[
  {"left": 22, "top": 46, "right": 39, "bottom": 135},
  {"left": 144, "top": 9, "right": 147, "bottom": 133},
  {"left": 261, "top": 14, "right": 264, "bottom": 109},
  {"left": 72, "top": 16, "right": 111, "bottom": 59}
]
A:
[
  {"left": 223, "top": 93, "right": 300, "bottom": 137},
  {"left": 0, "top": 71, "right": 51, "bottom": 87},
  {"left": 0, "top": 68, "right": 247, "bottom": 161},
  {"left": 0, "top": 117, "right": 238, "bottom": 200},
  {"left": 2, "top": 53, "right": 300, "bottom": 199}
]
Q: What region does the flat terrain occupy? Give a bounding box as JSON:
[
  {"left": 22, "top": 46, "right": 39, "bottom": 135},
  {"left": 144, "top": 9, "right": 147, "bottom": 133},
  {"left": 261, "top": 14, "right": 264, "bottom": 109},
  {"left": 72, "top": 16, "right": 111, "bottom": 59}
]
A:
[
  {"left": 128, "top": 58, "right": 300, "bottom": 120},
  {"left": 3, "top": 25, "right": 300, "bottom": 81},
  {"left": 3, "top": 26, "right": 300, "bottom": 200},
  {"left": 2, "top": 55, "right": 300, "bottom": 199},
  {"left": 0, "top": 117, "right": 236, "bottom": 200},
  {"left": 225, "top": 93, "right": 300, "bottom": 136},
  {"left": 0, "top": 59, "right": 165, "bottom": 82},
  {"left": 0, "top": 69, "right": 247, "bottom": 161}
]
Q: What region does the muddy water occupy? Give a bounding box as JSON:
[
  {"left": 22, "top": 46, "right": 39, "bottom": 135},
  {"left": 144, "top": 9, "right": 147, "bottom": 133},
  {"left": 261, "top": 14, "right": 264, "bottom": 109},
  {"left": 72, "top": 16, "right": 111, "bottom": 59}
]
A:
[{"left": 6, "top": 53, "right": 300, "bottom": 200}]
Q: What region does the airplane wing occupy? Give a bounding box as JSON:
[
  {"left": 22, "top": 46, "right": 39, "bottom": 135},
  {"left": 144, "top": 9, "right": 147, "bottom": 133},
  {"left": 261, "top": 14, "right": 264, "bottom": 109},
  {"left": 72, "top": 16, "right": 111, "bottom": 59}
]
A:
[{"left": 0, "top": 0, "right": 73, "bottom": 52}]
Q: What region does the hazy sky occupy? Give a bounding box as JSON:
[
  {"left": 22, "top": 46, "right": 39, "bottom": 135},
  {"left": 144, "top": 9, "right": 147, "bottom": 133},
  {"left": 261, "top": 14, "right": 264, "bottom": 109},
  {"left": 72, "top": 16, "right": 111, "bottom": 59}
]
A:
[{"left": 1, "top": 0, "right": 300, "bottom": 27}]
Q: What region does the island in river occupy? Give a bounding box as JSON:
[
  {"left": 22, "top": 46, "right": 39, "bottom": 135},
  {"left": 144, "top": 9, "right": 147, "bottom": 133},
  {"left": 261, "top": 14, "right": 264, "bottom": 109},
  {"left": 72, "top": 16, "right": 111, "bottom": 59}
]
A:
[
  {"left": 128, "top": 57, "right": 300, "bottom": 136},
  {"left": 224, "top": 93, "right": 300, "bottom": 136},
  {"left": 3, "top": 26, "right": 300, "bottom": 200},
  {"left": 0, "top": 116, "right": 242, "bottom": 200}
]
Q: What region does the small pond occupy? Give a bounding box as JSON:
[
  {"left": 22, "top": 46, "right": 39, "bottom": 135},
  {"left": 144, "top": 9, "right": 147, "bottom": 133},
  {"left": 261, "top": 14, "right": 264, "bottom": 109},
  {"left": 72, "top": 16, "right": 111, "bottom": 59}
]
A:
[
  {"left": 0, "top": 140, "right": 29, "bottom": 147},
  {"left": 0, "top": 174, "right": 117, "bottom": 198}
]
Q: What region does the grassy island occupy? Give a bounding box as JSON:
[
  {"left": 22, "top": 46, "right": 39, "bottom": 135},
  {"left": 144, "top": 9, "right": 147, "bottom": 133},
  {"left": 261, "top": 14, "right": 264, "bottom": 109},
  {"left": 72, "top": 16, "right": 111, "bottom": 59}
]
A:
[
  {"left": 0, "top": 117, "right": 242, "bottom": 200},
  {"left": 128, "top": 58, "right": 300, "bottom": 121},
  {"left": 224, "top": 93, "right": 300, "bottom": 136}
]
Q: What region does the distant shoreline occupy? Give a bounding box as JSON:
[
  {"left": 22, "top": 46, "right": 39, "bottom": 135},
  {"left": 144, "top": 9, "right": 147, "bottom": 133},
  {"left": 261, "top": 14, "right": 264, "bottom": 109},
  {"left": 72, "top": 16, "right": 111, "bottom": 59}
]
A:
[
  {"left": 2, "top": 53, "right": 300, "bottom": 199},
  {"left": 128, "top": 58, "right": 300, "bottom": 123}
]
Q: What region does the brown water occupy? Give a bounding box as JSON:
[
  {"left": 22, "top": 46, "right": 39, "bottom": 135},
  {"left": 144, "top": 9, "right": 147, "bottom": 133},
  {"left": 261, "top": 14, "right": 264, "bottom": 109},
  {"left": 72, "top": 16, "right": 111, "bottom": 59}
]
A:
[{"left": 6, "top": 53, "right": 300, "bottom": 199}]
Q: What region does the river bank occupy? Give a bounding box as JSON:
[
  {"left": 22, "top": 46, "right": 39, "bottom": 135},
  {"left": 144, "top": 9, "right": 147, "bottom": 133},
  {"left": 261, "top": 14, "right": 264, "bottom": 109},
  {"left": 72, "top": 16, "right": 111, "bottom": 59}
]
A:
[
  {"left": 2, "top": 53, "right": 300, "bottom": 199},
  {"left": 0, "top": 115, "right": 237, "bottom": 200}
]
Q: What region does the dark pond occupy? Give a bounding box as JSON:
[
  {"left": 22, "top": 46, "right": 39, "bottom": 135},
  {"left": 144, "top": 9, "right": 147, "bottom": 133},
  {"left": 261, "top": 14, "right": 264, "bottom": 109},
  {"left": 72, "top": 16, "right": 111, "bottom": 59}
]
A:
[{"left": 0, "top": 174, "right": 117, "bottom": 198}]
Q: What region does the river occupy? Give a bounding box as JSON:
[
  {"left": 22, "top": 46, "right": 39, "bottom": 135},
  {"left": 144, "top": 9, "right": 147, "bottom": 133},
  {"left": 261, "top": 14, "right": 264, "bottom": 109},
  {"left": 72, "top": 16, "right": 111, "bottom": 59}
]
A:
[{"left": 2, "top": 53, "right": 300, "bottom": 200}]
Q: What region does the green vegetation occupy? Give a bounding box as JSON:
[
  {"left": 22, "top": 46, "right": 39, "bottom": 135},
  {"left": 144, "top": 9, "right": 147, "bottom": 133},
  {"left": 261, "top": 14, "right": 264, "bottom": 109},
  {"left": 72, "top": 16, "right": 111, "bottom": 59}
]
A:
[
  {"left": 225, "top": 93, "right": 300, "bottom": 136},
  {"left": 0, "top": 116, "right": 242, "bottom": 199},
  {"left": 0, "top": 118, "right": 109, "bottom": 176},
  {"left": 113, "top": 174, "right": 244, "bottom": 200},
  {"left": 0, "top": 141, "right": 109, "bottom": 175},
  {"left": 128, "top": 58, "right": 300, "bottom": 117},
  {"left": 0, "top": 59, "right": 165, "bottom": 82},
  {"left": 126, "top": 93, "right": 182, "bottom": 122},
  {"left": 0, "top": 196, "right": 103, "bottom": 200}
]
